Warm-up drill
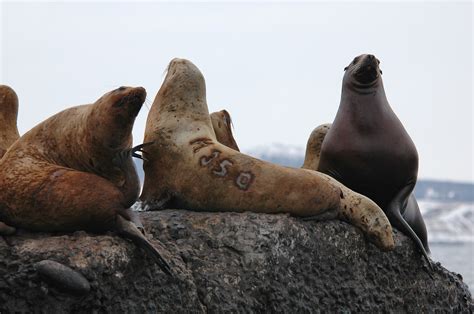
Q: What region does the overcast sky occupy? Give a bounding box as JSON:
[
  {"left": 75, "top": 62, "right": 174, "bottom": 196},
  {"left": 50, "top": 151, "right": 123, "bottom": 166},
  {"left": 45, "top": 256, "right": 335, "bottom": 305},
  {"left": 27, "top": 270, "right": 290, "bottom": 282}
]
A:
[{"left": 1, "top": 1, "right": 472, "bottom": 183}]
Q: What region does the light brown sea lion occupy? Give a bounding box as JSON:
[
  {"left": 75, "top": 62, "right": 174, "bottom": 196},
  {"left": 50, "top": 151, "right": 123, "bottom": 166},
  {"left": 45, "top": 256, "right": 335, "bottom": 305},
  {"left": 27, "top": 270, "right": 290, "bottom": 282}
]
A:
[
  {"left": 315, "top": 54, "right": 430, "bottom": 267},
  {"left": 210, "top": 109, "right": 240, "bottom": 151},
  {"left": 140, "top": 58, "right": 394, "bottom": 250},
  {"left": 0, "top": 85, "right": 20, "bottom": 158},
  {"left": 302, "top": 123, "right": 331, "bottom": 170},
  {"left": 0, "top": 86, "right": 171, "bottom": 275}
]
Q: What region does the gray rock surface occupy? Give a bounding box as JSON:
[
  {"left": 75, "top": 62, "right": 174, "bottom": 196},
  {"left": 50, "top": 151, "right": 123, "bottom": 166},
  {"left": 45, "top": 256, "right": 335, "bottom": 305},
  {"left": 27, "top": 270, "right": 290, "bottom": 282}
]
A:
[{"left": 0, "top": 210, "right": 472, "bottom": 313}]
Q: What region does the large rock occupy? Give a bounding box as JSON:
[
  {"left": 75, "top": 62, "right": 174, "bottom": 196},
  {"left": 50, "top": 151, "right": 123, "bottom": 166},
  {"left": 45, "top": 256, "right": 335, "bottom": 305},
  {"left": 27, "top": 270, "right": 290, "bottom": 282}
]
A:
[{"left": 0, "top": 210, "right": 472, "bottom": 312}]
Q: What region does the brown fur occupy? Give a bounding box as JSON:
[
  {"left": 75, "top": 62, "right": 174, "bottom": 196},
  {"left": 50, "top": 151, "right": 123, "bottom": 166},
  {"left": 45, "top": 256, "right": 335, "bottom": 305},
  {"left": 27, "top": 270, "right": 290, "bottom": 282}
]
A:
[
  {"left": 0, "top": 86, "right": 171, "bottom": 274},
  {"left": 210, "top": 110, "right": 240, "bottom": 151},
  {"left": 140, "top": 58, "right": 394, "bottom": 250}
]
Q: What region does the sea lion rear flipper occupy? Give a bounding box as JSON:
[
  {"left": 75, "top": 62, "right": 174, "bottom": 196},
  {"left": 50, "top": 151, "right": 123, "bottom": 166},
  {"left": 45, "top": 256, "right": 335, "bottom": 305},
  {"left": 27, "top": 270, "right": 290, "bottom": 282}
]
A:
[
  {"left": 131, "top": 141, "right": 154, "bottom": 161},
  {"left": 113, "top": 141, "right": 155, "bottom": 166},
  {"left": 387, "top": 185, "right": 433, "bottom": 271},
  {"left": 0, "top": 221, "right": 16, "bottom": 235},
  {"left": 115, "top": 214, "right": 172, "bottom": 276}
]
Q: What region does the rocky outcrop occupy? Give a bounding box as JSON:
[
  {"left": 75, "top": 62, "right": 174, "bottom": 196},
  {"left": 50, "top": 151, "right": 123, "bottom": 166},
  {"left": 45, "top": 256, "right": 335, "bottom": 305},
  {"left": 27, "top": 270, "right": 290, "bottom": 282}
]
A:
[{"left": 0, "top": 210, "right": 472, "bottom": 313}]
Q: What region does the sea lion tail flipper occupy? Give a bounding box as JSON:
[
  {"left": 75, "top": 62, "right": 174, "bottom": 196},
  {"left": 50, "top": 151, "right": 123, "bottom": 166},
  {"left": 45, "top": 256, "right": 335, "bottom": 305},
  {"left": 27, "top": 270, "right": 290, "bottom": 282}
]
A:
[
  {"left": 115, "top": 214, "right": 172, "bottom": 276},
  {"left": 0, "top": 221, "right": 16, "bottom": 235}
]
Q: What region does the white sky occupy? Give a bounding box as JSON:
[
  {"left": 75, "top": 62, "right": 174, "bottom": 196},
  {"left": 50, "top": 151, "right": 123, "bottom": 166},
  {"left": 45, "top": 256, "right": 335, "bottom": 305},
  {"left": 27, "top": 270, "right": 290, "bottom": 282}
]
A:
[{"left": 1, "top": 1, "right": 472, "bottom": 183}]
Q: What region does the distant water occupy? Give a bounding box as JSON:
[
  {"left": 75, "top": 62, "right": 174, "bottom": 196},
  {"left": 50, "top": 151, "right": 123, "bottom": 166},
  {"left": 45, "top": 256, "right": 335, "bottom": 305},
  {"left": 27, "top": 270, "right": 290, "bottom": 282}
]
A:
[{"left": 430, "top": 242, "right": 474, "bottom": 293}]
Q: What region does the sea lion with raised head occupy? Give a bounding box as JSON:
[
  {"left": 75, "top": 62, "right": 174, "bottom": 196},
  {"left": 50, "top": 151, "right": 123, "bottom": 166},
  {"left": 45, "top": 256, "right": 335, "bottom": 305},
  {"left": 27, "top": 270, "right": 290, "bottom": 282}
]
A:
[
  {"left": 302, "top": 123, "right": 331, "bottom": 170},
  {"left": 0, "top": 86, "right": 171, "bottom": 275},
  {"left": 0, "top": 85, "right": 20, "bottom": 157},
  {"left": 316, "top": 54, "right": 430, "bottom": 266},
  {"left": 140, "top": 58, "right": 394, "bottom": 250},
  {"left": 210, "top": 109, "right": 240, "bottom": 151}
]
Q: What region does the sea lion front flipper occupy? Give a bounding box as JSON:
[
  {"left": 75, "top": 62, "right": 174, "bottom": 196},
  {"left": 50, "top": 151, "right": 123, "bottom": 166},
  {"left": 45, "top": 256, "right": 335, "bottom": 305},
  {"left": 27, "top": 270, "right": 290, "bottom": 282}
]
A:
[
  {"left": 386, "top": 184, "right": 433, "bottom": 271},
  {"left": 0, "top": 221, "right": 16, "bottom": 235},
  {"left": 116, "top": 208, "right": 145, "bottom": 235},
  {"left": 115, "top": 214, "right": 172, "bottom": 276},
  {"left": 404, "top": 193, "right": 431, "bottom": 255}
]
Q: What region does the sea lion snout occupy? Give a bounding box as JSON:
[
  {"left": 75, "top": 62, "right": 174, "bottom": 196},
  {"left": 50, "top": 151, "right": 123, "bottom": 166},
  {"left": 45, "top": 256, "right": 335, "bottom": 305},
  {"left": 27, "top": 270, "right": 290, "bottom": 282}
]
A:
[
  {"left": 352, "top": 54, "right": 381, "bottom": 85},
  {"left": 113, "top": 86, "right": 146, "bottom": 117}
]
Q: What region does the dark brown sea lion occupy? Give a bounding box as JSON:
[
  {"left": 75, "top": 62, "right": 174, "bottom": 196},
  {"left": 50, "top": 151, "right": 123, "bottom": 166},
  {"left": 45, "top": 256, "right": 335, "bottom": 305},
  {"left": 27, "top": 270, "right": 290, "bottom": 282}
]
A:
[
  {"left": 140, "top": 58, "right": 395, "bottom": 250},
  {"left": 0, "top": 86, "right": 171, "bottom": 275},
  {"left": 316, "top": 54, "right": 430, "bottom": 266},
  {"left": 210, "top": 109, "right": 240, "bottom": 151},
  {"left": 0, "top": 85, "right": 20, "bottom": 157}
]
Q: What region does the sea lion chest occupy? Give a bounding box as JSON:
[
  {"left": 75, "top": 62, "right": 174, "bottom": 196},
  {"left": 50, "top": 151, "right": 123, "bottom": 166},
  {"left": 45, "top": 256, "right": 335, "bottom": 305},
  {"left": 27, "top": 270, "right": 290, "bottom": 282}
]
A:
[{"left": 318, "top": 97, "right": 418, "bottom": 209}]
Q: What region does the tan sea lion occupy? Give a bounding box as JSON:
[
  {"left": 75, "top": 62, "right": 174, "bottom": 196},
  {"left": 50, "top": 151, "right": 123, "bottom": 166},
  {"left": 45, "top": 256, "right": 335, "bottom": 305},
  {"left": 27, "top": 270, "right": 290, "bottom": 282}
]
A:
[
  {"left": 0, "top": 85, "right": 20, "bottom": 157},
  {"left": 210, "top": 109, "right": 240, "bottom": 151},
  {"left": 140, "top": 58, "right": 394, "bottom": 250},
  {"left": 302, "top": 123, "right": 331, "bottom": 170},
  {"left": 315, "top": 54, "right": 430, "bottom": 267},
  {"left": 0, "top": 86, "right": 171, "bottom": 275}
]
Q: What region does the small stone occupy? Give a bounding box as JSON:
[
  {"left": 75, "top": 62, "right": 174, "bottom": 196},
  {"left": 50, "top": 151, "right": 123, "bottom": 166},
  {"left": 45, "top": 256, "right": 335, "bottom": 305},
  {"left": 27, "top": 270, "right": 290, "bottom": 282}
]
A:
[{"left": 34, "top": 260, "right": 90, "bottom": 296}]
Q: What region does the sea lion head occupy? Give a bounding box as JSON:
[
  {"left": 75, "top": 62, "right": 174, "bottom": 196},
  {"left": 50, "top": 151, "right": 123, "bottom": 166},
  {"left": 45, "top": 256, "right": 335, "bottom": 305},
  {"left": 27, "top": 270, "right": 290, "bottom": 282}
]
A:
[
  {"left": 210, "top": 109, "right": 240, "bottom": 151},
  {"left": 92, "top": 86, "right": 146, "bottom": 149},
  {"left": 343, "top": 54, "right": 383, "bottom": 88},
  {"left": 0, "top": 85, "right": 20, "bottom": 156},
  {"left": 159, "top": 58, "right": 208, "bottom": 117},
  {"left": 0, "top": 85, "right": 19, "bottom": 124}
]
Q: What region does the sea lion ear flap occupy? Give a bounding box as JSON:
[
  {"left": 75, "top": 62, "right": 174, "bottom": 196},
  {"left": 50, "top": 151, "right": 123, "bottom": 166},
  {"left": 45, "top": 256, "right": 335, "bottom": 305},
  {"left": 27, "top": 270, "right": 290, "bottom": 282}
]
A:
[
  {"left": 344, "top": 66, "right": 349, "bottom": 71},
  {"left": 380, "top": 69, "right": 383, "bottom": 75}
]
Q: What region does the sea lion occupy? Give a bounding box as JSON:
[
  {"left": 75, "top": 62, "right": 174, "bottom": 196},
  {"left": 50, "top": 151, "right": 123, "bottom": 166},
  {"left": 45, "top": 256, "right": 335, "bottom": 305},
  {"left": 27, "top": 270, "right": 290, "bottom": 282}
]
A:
[
  {"left": 0, "top": 86, "right": 171, "bottom": 275},
  {"left": 140, "top": 58, "right": 394, "bottom": 250},
  {"left": 0, "top": 85, "right": 20, "bottom": 157},
  {"left": 302, "top": 123, "right": 331, "bottom": 170},
  {"left": 210, "top": 109, "right": 240, "bottom": 151},
  {"left": 316, "top": 54, "right": 430, "bottom": 265}
]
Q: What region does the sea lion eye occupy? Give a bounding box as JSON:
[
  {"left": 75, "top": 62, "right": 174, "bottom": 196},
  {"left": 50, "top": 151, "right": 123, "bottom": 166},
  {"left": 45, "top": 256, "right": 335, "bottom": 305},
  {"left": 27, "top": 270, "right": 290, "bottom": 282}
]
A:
[{"left": 116, "top": 86, "right": 127, "bottom": 92}]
